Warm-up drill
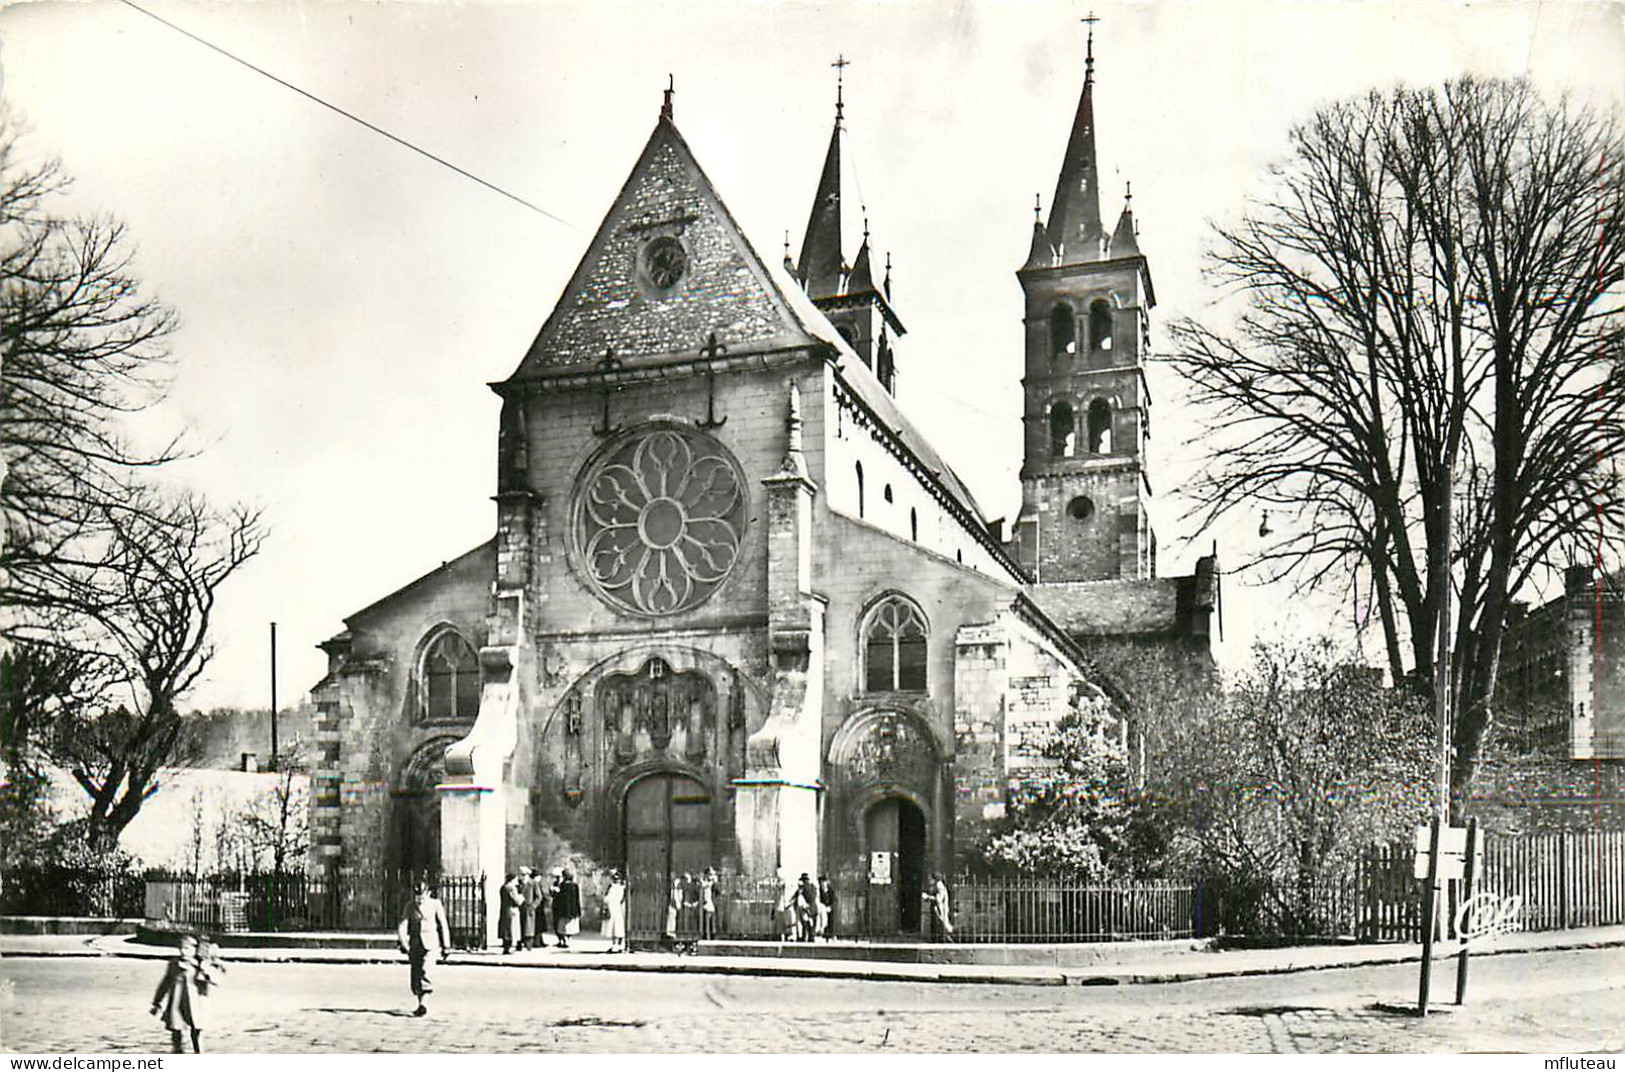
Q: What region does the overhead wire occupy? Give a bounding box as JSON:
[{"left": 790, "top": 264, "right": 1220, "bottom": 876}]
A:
[{"left": 115, "top": 0, "right": 577, "bottom": 229}]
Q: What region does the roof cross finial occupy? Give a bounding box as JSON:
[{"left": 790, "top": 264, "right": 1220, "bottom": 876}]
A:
[
  {"left": 661, "top": 74, "right": 674, "bottom": 121},
  {"left": 832, "top": 54, "right": 851, "bottom": 121},
  {"left": 1034, "top": 192, "right": 1043, "bottom": 223},
  {"left": 1125, "top": 180, "right": 1132, "bottom": 204},
  {"left": 1082, "top": 11, "right": 1099, "bottom": 85}
]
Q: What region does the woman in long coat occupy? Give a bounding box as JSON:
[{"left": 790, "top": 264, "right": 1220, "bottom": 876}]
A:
[
  {"left": 552, "top": 869, "right": 581, "bottom": 949},
  {"left": 499, "top": 873, "right": 523, "bottom": 954},
  {"left": 603, "top": 870, "right": 627, "bottom": 953},
  {"left": 519, "top": 867, "right": 539, "bottom": 950}
]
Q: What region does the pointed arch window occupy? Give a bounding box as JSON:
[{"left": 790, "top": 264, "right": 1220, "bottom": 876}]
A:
[
  {"left": 856, "top": 461, "right": 866, "bottom": 518},
  {"left": 1087, "top": 398, "right": 1113, "bottom": 454},
  {"left": 909, "top": 507, "right": 919, "bottom": 542},
  {"left": 1049, "top": 401, "right": 1076, "bottom": 458},
  {"left": 421, "top": 629, "right": 480, "bottom": 721},
  {"left": 863, "top": 596, "right": 929, "bottom": 692},
  {"left": 1089, "top": 299, "right": 1114, "bottom": 353},
  {"left": 1050, "top": 304, "right": 1077, "bottom": 359}
]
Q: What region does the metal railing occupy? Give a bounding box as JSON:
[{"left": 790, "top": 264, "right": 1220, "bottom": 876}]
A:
[
  {"left": 624, "top": 871, "right": 1216, "bottom": 944},
  {"left": 0, "top": 866, "right": 146, "bottom": 919},
  {"left": 141, "top": 869, "right": 487, "bottom": 948}
]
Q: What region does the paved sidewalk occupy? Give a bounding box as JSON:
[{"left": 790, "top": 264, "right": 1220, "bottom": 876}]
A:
[{"left": 4, "top": 925, "right": 1623, "bottom": 986}]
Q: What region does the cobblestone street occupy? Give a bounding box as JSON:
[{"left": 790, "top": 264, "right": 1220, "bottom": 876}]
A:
[{"left": 4, "top": 945, "right": 1623, "bottom": 1053}]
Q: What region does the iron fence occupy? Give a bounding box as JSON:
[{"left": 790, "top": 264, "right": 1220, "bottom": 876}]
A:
[
  {"left": 142, "top": 869, "right": 487, "bottom": 948},
  {"left": 0, "top": 866, "right": 146, "bottom": 919},
  {"left": 624, "top": 870, "right": 1217, "bottom": 943}
]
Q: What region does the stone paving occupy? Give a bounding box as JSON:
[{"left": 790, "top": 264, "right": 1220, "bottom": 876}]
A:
[{"left": 3, "top": 946, "right": 1623, "bottom": 1053}]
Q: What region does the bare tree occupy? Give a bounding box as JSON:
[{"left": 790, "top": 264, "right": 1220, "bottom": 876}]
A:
[
  {"left": 1, "top": 107, "right": 185, "bottom": 642},
  {"left": 234, "top": 754, "right": 310, "bottom": 874},
  {"left": 1170, "top": 78, "right": 1625, "bottom": 810},
  {"left": 50, "top": 488, "right": 265, "bottom": 851}
]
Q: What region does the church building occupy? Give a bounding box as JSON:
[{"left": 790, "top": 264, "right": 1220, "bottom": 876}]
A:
[{"left": 309, "top": 29, "right": 1214, "bottom": 938}]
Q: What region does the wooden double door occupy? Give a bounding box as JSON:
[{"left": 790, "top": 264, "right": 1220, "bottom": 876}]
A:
[{"left": 624, "top": 772, "right": 713, "bottom": 935}]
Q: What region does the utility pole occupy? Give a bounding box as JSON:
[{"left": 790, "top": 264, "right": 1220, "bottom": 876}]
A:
[{"left": 270, "top": 621, "right": 279, "bottom": 772}]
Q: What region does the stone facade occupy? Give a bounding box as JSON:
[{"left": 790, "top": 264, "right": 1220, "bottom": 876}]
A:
[{"left": 310, "top": 45, "right": 1208, "bottom": 942}]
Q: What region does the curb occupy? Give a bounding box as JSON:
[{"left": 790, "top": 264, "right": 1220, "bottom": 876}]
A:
[{"left": 4, "top": 929, "right": 1622, "bottom": 988}]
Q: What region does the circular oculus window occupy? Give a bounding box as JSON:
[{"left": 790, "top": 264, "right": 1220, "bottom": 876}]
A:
[
  {"left": 1067, "top": 495, "right": 1096, "bottom": 521},
  {"left": 641, "top": 235, "right": 688, "bottom": 291}
]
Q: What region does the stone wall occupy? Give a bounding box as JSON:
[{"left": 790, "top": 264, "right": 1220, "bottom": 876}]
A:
[
  {"left": 950, "top": 609, "right": 1118, "bottom": 866},
  {"left": 309, "top": 542, "right": 493, "bottom": 881}
]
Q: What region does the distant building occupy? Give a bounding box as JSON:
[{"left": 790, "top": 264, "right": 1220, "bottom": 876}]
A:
[{"left": 1474, "top": 565, "right": 1625, "bottom": 833}]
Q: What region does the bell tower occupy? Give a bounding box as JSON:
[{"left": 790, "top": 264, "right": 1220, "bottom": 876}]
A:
[
  {"left": 792, "top": 56, "right": 906, "bottom": 393},
  {"left": 1013, "top": 21, "right": 1157, "bottom": 583}
]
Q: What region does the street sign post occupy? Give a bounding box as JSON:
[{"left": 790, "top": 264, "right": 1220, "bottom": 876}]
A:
[
  {"left": 1413, "top": 823, "right": 1468, "bottom": 880},
  {"left": 1417, "top": 817, "right": 1442, "bottom": 1016},
  {"left": 1455, "top": 817, "right": 1481, "bottom": 1004}
]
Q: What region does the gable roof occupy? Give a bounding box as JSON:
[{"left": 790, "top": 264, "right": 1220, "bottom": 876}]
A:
[
  {"left": 508, "top": 116, "right": 823, "bottom": 377},
  {"left": 500, "top": 108, "right": 1012, "bottom": 576}
]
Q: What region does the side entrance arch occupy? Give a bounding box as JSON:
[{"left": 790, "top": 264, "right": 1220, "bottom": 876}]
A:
[
  {"left": 827, "top": 707, "right": 947, "bottom": 938},
  {"left": 388, "top": 736, "right": 457, "bottom": 873}
]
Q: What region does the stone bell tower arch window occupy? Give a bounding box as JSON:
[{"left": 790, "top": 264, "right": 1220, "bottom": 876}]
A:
[
  {"left": 862, "top": 595, "right": 929, "bottom": 693},
  {"left": 1089, "top": 298, "right": 1114, "bottom": 353},
  {"left": 1049, "top": 303, "right": 1077, "bottom": 359},
  {"left": 1049, "top": 400, "right": 1076, "bottom": 458},
  {"left": 1087, "top": 397, "right": 1113, "bottom": 454},
  {"left": 419, "top": 628, "right": 480, "bottom": 722}
]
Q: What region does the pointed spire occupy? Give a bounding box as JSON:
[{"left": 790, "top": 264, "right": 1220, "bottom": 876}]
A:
[
  {"left": 797, "top": 80, "right": 845, "bottom": 298},
  {"left": 1025, "top": 193, "right": 1055, "bottom": 268},
  {"left": 660, "top": 74, "right": 674, "bottom": 122},
  {"left": 773, "top": 383, "right": 809, "bottom": 481},
  {"left": 1110, "top": 180, "right": 1140, "bottom": 256},
  {"left": 1046, "top": 14, "right": 1105, "bottom": 263},
  {"left": 847, "top": 217, "right": 875, "bottom": 292}
]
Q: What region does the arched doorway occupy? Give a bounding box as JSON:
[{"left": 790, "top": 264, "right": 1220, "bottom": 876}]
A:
[
  {"left": 623, "top": 772, "right": 713, "bottom": 937},
  {"left": 389, "top": 738, "right": 454, "bottom": 874},
  {"left": 865, "top": 796, "right": 926, "bottom": 935}
]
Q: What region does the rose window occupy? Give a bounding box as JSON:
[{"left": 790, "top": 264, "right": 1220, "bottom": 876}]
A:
[{"left": 573, "top": 426, "right": 747, "bottom": 616}]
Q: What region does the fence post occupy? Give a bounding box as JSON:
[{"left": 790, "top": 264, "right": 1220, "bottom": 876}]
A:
[{"left": 1559, "top": 830, "right": 1571, "bottom": 930}]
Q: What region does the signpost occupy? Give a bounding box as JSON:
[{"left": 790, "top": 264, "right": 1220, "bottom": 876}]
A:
[
  {"left": 1455, "top": 817, "right": 1481, "bottom": 1004},
  {"left": 1415, "top": 817, "right": 1488, "bottom": 1013},
  {"left": 1416, "top": 817, "right": 1443, "bottom": 1016}
]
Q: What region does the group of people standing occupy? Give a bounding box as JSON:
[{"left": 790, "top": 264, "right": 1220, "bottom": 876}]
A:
[
  {"left": 498, "top": 867, "right": 582, "bottom": 953},
  {"left": 780, "top": 873, "right": 837, "bottom": 942},
  {"left": 660, "top": 867, "right": 720, "bottom": 947}
]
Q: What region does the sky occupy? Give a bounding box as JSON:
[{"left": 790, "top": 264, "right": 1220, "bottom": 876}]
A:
[{"left": 1, "top": 0, "right": 1621, "bottom": 713}]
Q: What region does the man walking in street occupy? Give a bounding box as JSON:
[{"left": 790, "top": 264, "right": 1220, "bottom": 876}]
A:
[{"left": 396, "top": 880, "right": 452, "bottom": 1017}]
